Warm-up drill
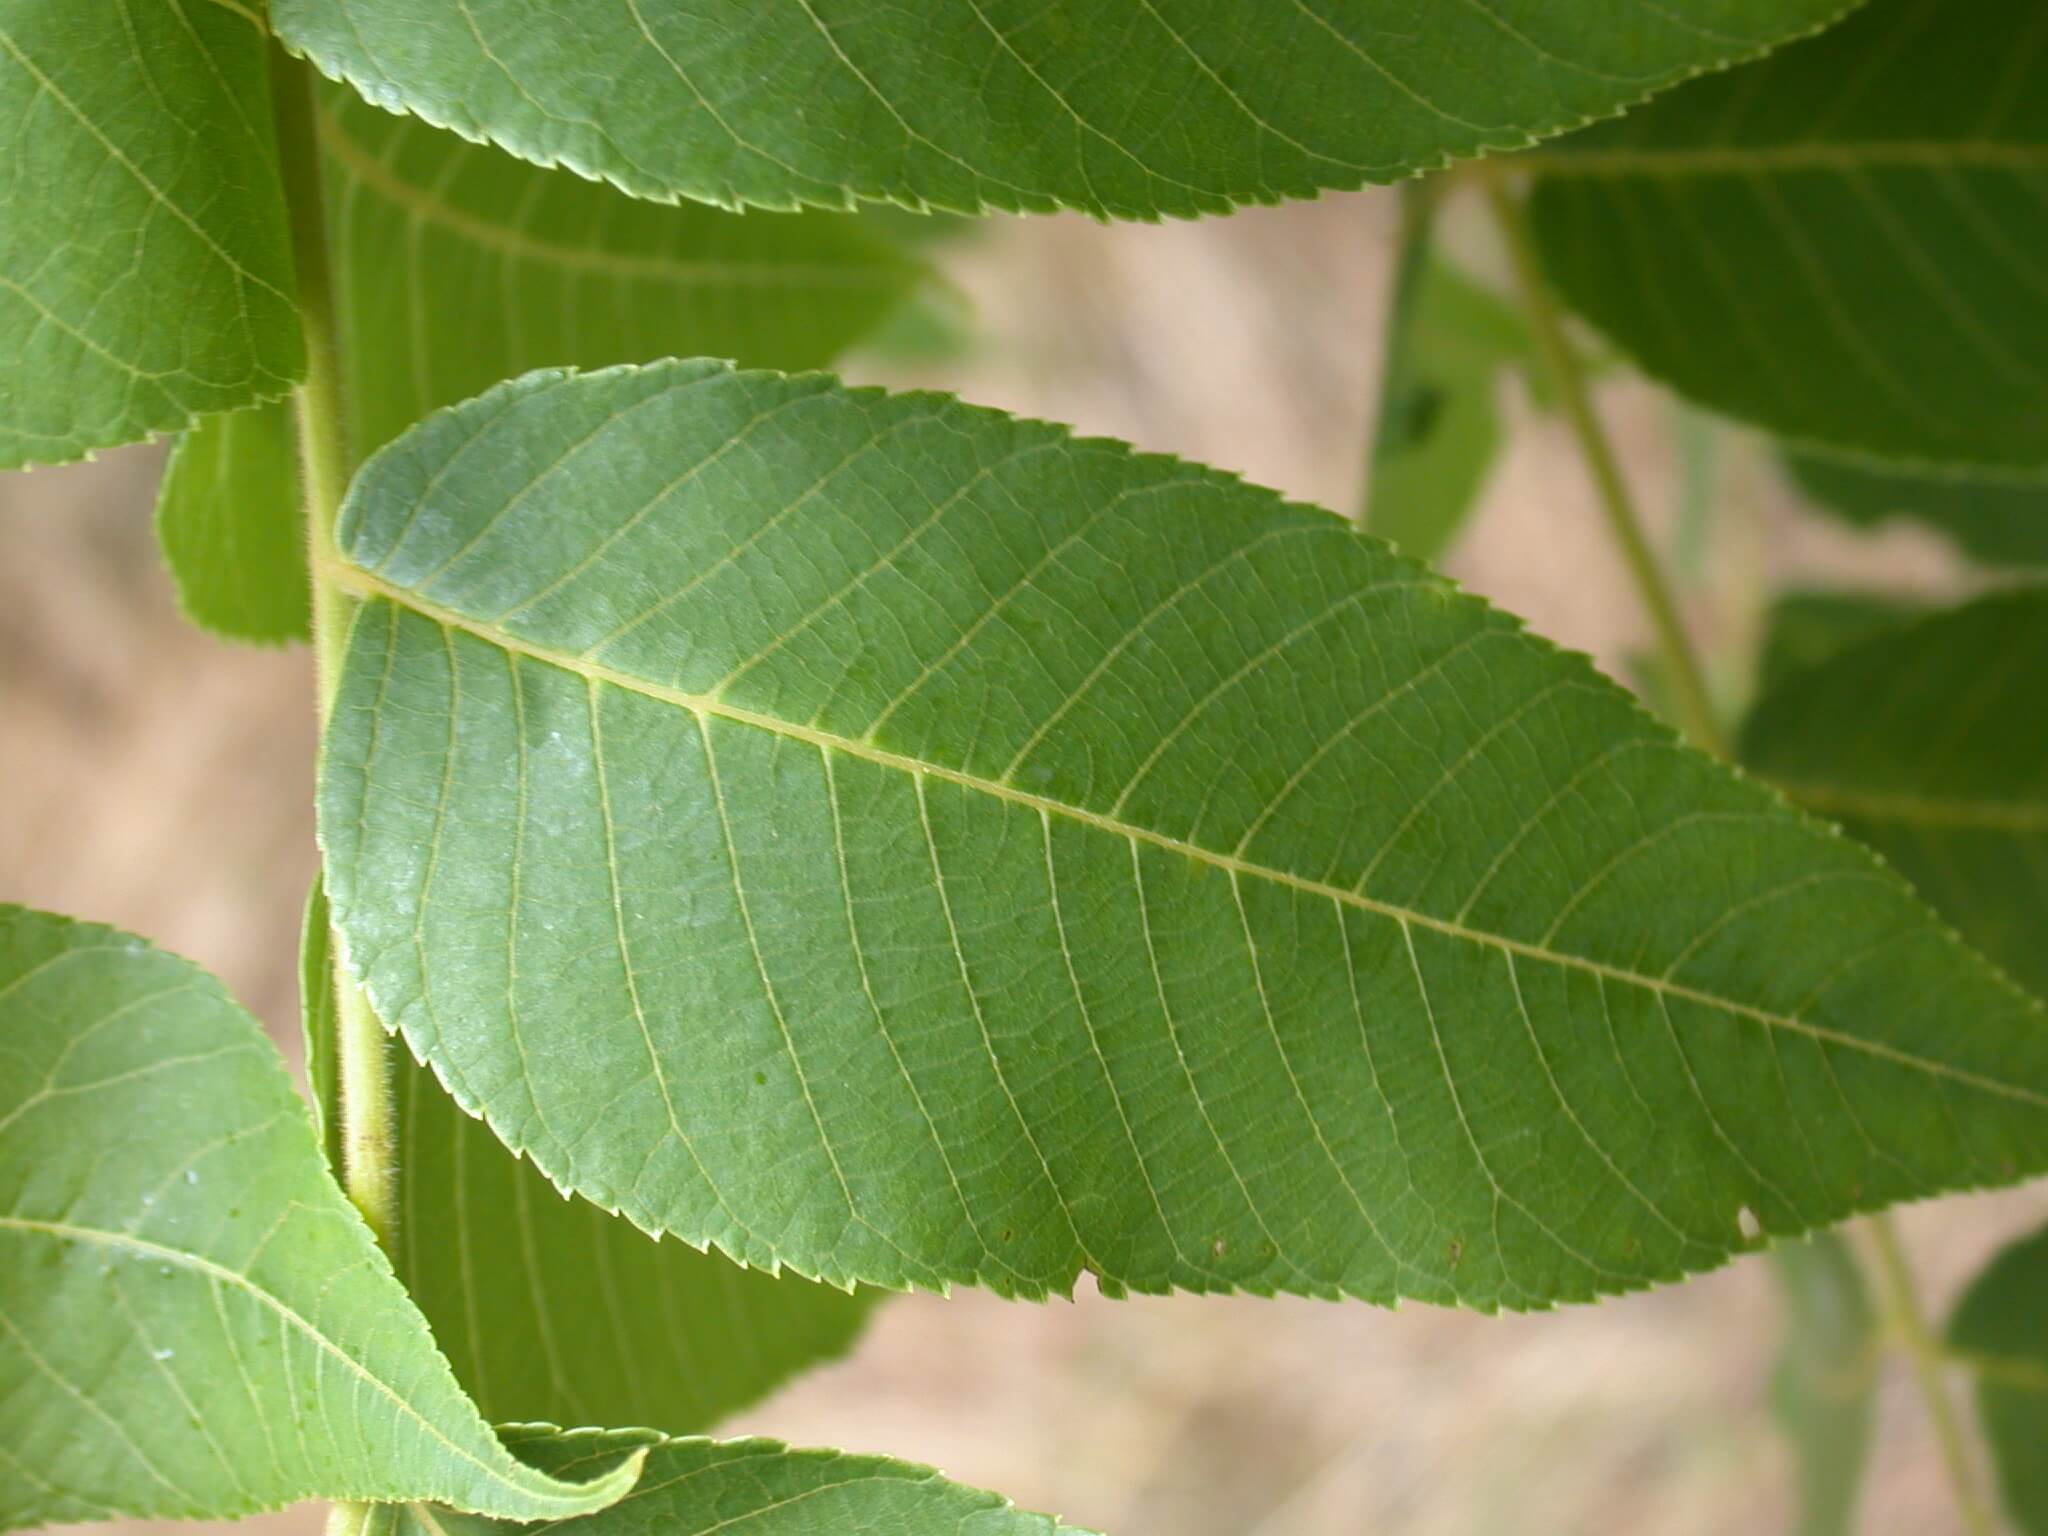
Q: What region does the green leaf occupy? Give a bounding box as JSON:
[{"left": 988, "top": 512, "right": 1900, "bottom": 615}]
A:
[
  {"left": 300, "top": 879, "right": 344, "bottom": 1172},
  {"left": 371, "top": 1427, "right": 1095, "bottom": 1536},
  {"left": 156, "top": 86, "right": 922, "bottom": 644},
  {"left": 306, "top": 879, "right": 877, "bottom": 1434},
  {"left": 1948, "top": 1221, "right": 2048, "bottom": 1535},
  {"left": 0, "top": 3, "right": 301, "bottom": 469},
  {"left": 395, "top": 1055, "right": 878, "bottom": 1433},
  {"left": 1741, "top": 588, "right": 2048, "bottom": 1000},
  {"left": 273, "top": 0, "right": 1852, "bottom": 222},
  {"left": 0, "top": 904, "right": 642, "bottom": 1531},
  {"left": 1786, "top": 451, "right": 2048, "bottom": 569},
  {"left": 1768, "top": 1232, "right": 1877, "bottom": 1536},
  {"left": 1364, "top": 246, "right": 1535, "bottom": 565},
  {"left": 1755, "top": 590, "right": 1926, "bottom": 696},
  {"left": 1527, "top": 0, "right": 2048, "bottom": 471},
  {"left": 157, "top": 401, "right": 309, "bottom": 644},
  {"left": 317, "top": 87, "right": 923, "bottom": 461},
  {"left": 317, "top": 361, "right": 2048, "bottom": 1310}
]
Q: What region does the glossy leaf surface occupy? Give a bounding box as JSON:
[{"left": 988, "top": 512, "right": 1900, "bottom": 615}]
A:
[
  {"left": 371, "top": 1427, "right": 1092, "bottom": 1536},
  {"left": 1742, "top": 589, "right": 2048, "bottom": 999},
  {"left": 0, "top": 2, "right": 300, "bottom": 468},
  {"left": 274, "top": 0, "right": 1850, "bottom": 220},
  {"left": 318, "top": 362, "right": 2048, "bottom": 1310},
  {"left": 1529, "top": 0, "right": 2048, "bottom": 470},
  {"left": 0, "top": 905, "right": 640, "bottom": 1530},
  {"left": 1948, "top": 1221, "right": 2048, "bottom": 1535}
]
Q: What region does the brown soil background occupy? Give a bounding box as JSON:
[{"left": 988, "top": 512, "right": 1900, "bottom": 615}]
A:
[{"left": 5, "top": 190, "right": 2041, "bottom": 1536}]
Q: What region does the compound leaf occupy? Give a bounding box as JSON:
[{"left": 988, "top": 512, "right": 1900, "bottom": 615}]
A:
[
  {"left": 156, "top": 86, "right": 922, "bottom": 645},
  {"left": 1768, "top": 1232, "right": 1877, "bottom": 1536},
  {"left": 1742, "top": 589, "right": 2048, "bottom": 1000},
  {"left": 0, "top": 904, "right": 641, "bottom": 1531},
  {"left": 0, "top": 0, "right": 301, "bottom": 468},
  {"left": 1786, "top": 451, "right": 2048, "bottom": 569},
  {"left": 317, "top": 362, "right": 2048, "bottom": 1310},
  {"left": 1528, "top": 0, "right": 2048, "bottom": 471},
  {"left": 273, "top": 0, "right": 1851, "bottom": 221},
  {"left": 1948, "top": 1221, "right": 2048, "bottom": 1535},
  {"left": 372, "top": 1427, "right": 1094, "bottom": 1536}
]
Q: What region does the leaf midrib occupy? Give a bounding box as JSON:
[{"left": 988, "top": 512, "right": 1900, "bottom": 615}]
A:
[
  {"left": 0, "top": 1214, "right": 638, "bottom": 1513},
  {"left": 316, "top": 104, "right": 907, "bottom": 290},
  {"left": 325, "top": 558, "right": 2048, "bottom": 1110},
  {"left": 1531, "top": 141, "right": 2048, "bottom": 177}
]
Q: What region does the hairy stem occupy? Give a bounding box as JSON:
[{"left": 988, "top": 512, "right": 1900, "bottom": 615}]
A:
[
  {"left": 273, "top": 45, "right": 397, "bottom": 1252},
  {"left": 1481, "top": 170, "right": 1727, "bottom": 758},
  {"left": 1866, "top": 1213, "right": 1994, "bottom": 1536}
]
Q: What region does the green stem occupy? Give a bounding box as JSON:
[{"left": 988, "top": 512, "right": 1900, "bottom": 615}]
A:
[
  {"left": 272, "top": 46, "right": 396, "bottom": 1253},
  {"left": 1359, "top": 177, "right": 1445, "bottom": 520},
  {"left": 1866, "top": 1213, "right": 1995, "bottom": 1536},
  {"left": 1483, "top": 170, "right": 1993, "bottom": 1527},
  {"left": 1481, "top": 170, "right": 1727, "bottom": 759}
]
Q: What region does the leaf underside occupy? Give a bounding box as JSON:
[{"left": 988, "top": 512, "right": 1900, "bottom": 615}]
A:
[
  {"left": 0, "top": 0, "right": 301, "bottom": 469},
  {"left": 0, "top": 905, "right": 638, "bottom": 1532},
  {"left": 1948, "top": 1221, "right": 2048, "bottom": 1535},
  {"left": 315, "top": 362, "right": 2048, "bottom": 1311},
  {"left": 1741, "top": 588, "right": 2048, "bottom": 1001},
  {"left": 307, "top": 844, "right": 875, "bottom": 1436},
  {"left": 272, "top": 0, "right": 1850, "bottom": 220},
  {"left": 154, "top": 83, "right": 922, "bottom": 646},
  {"left": 394, "top": 999, "right": 878, "bottom": 1433},
  {"left": 1528, "top": 0, "right": 2048, "bottom": 471},
  {"left": 372, "top": 1427, "right": 1095, "bottom": 1536},
  {"left": 317, "top": 87, "right": 923, "bottom": 462}
]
